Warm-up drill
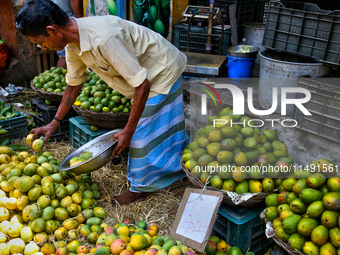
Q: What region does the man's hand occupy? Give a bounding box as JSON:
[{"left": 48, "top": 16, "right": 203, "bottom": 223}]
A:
[
  {"left": 31, "top": 120, "right": 60, "bottom": 146},
  {"left": 111, "top": 127, "right": 134, "bottom": 158}
]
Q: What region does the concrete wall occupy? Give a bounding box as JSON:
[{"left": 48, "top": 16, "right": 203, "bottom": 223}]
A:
[{"left": 183, "top": 81, "right": 340, "bottom": 168}]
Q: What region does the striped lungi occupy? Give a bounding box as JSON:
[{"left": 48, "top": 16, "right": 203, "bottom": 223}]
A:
[{"left": 127, "top": 76, "right": 190, "bottom": 193}]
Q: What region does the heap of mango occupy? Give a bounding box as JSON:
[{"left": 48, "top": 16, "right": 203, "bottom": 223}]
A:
[
  {"left": 205, "top": 235, "right": 254, "bottom": 255},
  {"left": 70, "top": 151, "right": 93, "bottom": 167},
  {"left": 58, "top": 219, "right": 196, "bottom": 255},
  {"left": 32, "top": 67, "right": 68, "bottom": 93},
  {"left": 74, "top": 71, "right": 132, "bottom": 113},
  {"left": 182, "top": 107, "right": 292, "bottom": 194},
  {"left": 0, "top": 145, "right": 105, "bottom": 255},
  {"left": 264, "top": 160, "right": 340, "bottom": 255}
]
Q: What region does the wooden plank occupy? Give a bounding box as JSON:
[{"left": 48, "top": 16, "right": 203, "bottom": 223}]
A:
[
  {"left": 50, "top": 52, "right": 55, "bottom": 68},
  {"left": 43, "top": 52, "right": 48, "bottom": 72}
]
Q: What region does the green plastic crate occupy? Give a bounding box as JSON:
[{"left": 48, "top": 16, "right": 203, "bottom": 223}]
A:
[
  {"left": 69, "top": 116, "right": 128, "bottom": 163},
  {"left": 211, "top": 204, "right": 273, "bottom": 254},
  {"left": 0, "top": 113, "right": 27, "bottom": 142}
]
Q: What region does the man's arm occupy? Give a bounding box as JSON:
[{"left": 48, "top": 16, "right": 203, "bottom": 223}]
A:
[
  {"left": 70, "top": 0, "right": 83, "bottom": 18},
  {"left": 31, "top": 84, "right": 83, "bottom": 144},
  {"left": 111, "top": 79, "right": 151, "bottom": 158}
]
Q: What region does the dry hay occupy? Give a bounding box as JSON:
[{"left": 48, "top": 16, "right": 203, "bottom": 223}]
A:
[
  {"left": 11, "top": 138, "right": 192, "bottom": 237},
  {"left": 92, "top": 159, "right": 192, "bottom": 237}
]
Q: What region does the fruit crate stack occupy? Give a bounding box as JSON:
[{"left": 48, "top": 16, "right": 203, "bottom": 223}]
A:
[
  {"left": 262, "top": 1, "right": 340, "bottom": 65},
  {"left": 292, "top": 77, "right": 340, "bottom": 143},
  {"left": 0, "top": 114, "right": 27, "bottom": 142},
  {"left": 212, "top": 204, "right": 273, "bottom": 254},
  {"left": 31, "top": 98, "right": 78, "bottom": 142}
]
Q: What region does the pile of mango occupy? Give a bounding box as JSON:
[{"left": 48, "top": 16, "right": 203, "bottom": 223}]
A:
[
  {"left": 182, "top": 107, "right": 292, "bottom": 194},
  {"left": 264, "top": 159, "right": 339, "bottom": 255},
  {"left": 0, "top": 145, "right": 106, "bottom": 255},
  {"left": 74, "top": 71, "right": 132, "bottom": 114},
  {"left": 205, "top": 236, "right": 254, "bottom": 255},
  {"left": 55, "top": 219, "right": 253, "bottom": 255},
  {"left": 32, "top": 67, "right": 68, "bottom": 93}
]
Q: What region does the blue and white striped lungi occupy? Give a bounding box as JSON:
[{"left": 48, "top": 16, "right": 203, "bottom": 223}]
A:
[{"left": 127, "top": 76, "right": 190, "bottom": 193}]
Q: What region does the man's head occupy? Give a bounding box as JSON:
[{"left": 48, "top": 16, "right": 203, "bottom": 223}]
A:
[{"left": 16, "top": 0, "right": 70, "bottom": 51}]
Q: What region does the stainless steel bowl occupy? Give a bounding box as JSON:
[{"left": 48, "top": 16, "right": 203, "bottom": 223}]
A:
[
  {"left": 59, "top": 129, "right": 122, "bottom": 174},
  {"left": 227, "top": 45, "right": 259, "bottom": 58}
]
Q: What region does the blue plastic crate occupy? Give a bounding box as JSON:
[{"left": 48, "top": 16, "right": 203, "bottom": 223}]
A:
[
  {"left": 0, "top": 113, "right": 28, "bottom": 142},
  {"left": 212, "top": 204, "right": 273, "bottom": 255},
  {"left": 69, "top": 116, "right": 111, "bottom": 148}
]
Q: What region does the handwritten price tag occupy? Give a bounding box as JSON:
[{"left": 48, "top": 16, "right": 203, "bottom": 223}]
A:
[{"left": 170, "top": 188, "right": 223, "bottom": 252}]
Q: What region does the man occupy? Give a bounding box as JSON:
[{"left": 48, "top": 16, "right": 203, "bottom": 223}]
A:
[
  {"left": 52, "top": 0, "right": 83, "bottom": 68},
  {"left": 16, "top": 0, "right": 190, "bottom": 205}
]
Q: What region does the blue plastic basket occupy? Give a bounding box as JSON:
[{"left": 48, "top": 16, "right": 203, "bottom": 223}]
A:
[{"left": 212, "top": 204, "right": 273, "bottom": 254}]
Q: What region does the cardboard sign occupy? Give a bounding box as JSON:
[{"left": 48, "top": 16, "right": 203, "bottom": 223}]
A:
[{"left": 170, "top": 188, "right": 223, "bottom": 252}]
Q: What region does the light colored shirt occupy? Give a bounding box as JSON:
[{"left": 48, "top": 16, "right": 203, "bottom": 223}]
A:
[{"left": 65, "top": 16, "right": 187, "bottom": 98}]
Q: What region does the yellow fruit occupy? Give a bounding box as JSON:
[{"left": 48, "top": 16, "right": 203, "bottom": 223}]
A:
[
  {"left": 0, "top": 221, "right": 11, "bottom": 235},
  {"left": 0, "top": 181, "right": 10, "bottom": 192},
  {"left": 0, "top": 207, "right": 9, "bottom": 221},
  {"left": 34, "top": 232, "right": 48, "bottom": 246},
  {"left": 5, "top": 197, "right": 17, "bottom": 210},
  {"left": 216, "top": 240, "right": 227, "bottom": 252},
  {"left": 134, "top": 250, "right": 147, "bottom": 255},
  {"left": 10, "top": 214, "right": 23, "bottom": 224},
  {"left": 32, "top": 139, "right": 44, "bottom": 152},
  {"left": 68, "top": 229, "right": 78, "bottom": 239},
  {"left": 21, "top": 226, "right": 34, "bottom": 243},
  {"left": 0, "top": 232, "right": 6, "bottom": 243},
  {"left": 24, "top": 241, "right": 40, "bottom": 255},
  {"left": 0, "top": 197, "right": 8, "bottom": 207},
  {"left": 0, "top": 154, "right": 11, "bottom": 164},
  {"left": 0, "top": 243, "right": 9, "bottom": 255},
  {"left": 13, "top": 189, "right": 24, "bottom": 198},
  {"left": 17, "top": 196, "right": 29, "bottom": 211},
  {"left": 8, "top": 223, "right": 23, "bottom": 238},
  {"left": 41, "top": 243, "right": 55, "bottom": 255},
  {"left": 62, "top": 218, "right": 78, "bottom": 230},
  {"left": 117, "top": 226, "right": 130, "bottom": 236},
  {"left": 26, "top": 134, "right": 34, "bottom": 146},
  {"left": 54, "top": 227, "right": 67, "bottom": 240},
  {"left": 130, "top": 235, "right": 149, "bottom": 251},
  {"left": 8, "top": 238, "right": 25, "bottom": 253},
  {"left": 143, "top": 234, "right": 153, "bottom": 246}
]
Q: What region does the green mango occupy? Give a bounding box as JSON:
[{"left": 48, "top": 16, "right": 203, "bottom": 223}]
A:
[
  {"left": 297, "top": 217, "right": 319, "bottom": 237},
  {"left": 299, "top": 188, "right": 323, "bottom": 204},
  {"left": 288, "top": 233, "right": 307, "bottom": 251},
  {"left": 307, "top": 201, "right": 326, "bottom": 218},
  {"left": 282, "top": 215, "right": 302, "bottom": 234}
]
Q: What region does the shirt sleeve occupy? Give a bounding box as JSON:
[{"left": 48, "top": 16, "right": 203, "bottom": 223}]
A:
[
  {"left": 98, "top": 35, "right": 147, "bottom": 88},
  {"left": 65, "top": 47, "right": 88, "bottom": 86}
]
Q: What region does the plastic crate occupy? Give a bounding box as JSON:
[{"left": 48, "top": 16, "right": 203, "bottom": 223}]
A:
[
  {"left": 69, "top": 116, "right": 111, "bottom": 149},
  {"left": 292, "top": 77, "right": 340, "bottom": 143},
  {"left": 211, "top": 204, "right": 273, "bottom": 255},
  {"left": 31, "top": 98, "right": 78, "bottom": 125},
  {"left": 196, "top": 0, "right": 256, "bottom": 25},
  {"left": 69, "top": 116, "right": 128, "bottom": 163},
  {"left": 263, "top": 1, "right": 340, "bottom": 65},
  {"left": 0, "top": 114, "right": 28, "bottom": 142},
  {"left": 171, "top": 24, "right": 231, "bottom": 55}
]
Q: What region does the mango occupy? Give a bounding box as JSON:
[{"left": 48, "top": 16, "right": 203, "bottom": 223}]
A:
[
  {"left": 297, "top": 217, "right": 319, "bottom": 237},
  {"left": 327, "top": 178, "right": 340, "bottom": 192},
  {"left": 290, "top": 198, "right": 307, "bottom": 214},
  {"left": 317, "top": 159, "right": 336, "bottom": 177},
  {"left": 320, "top": 243, "right": 336, "bottom": 255},
  {"left": 307, "top": 201, "right": 325, "bottom": 218},
  {"left": 311, "top": 225, "right": 329, "bottom": 246},
  {"left": 299, "top": 188, "right": 323, "bottom": 204},
  {"left": 307, "top": 173, "right": 326, "bottom": 188},
  {"left": 235, "top": 181, "right": 248, "bottom": 194},
  {"left": 330, "top": 227, "right": 340, "bottom": 248},
  {"left": 265, "top": 194, "right": 279, "bottom": 207},
  {"left": 320, "top": 184, "right": 330, "bottom": 196},
  {"left": 277, "top": 204, "right": 290, "bottom": 214},
  {"left": 277, "top": 192, "right": 290, "bottom": 204},
  {"left": 321, "top": 210, "right": 339, "bottom": 229},
  {"left": 248, "top": 179, "right": 262, "bottom": 193},
  {"left": 273, "top": 218, "right": 282, "bottom": 229},
  {"left": 282, "top": 178, "right": 296, "bottom": 192},
  {"left": 323, "top": 192, "right": 340, "bottom": 210},
  {"left": 288, "top": 233, "right": 307, "bottom": 251},
  {"left": 303, "top": 241, "right": 320, "bottom": 255},
  {"left": 282, "top": 214, "right": 302, "bottom": 235},
  {"left": 262, "top": 178, "right": 275, "bottom": 193},
  {"left": 265, "top": 207, "right": 278, "bottom": 222},
  {"left": 274, "top": 225, "right": 290, "bottom": 243},
  {"left": 287, "top": 192, "right": 298, "bottom": 205},
  {"left": 292, "top": 179, "right": 308, "bottom": 196}
]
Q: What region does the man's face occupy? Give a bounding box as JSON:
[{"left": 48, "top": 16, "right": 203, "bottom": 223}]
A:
[{"left": 28, "top": 34, "right": 66, "bottom": 51}]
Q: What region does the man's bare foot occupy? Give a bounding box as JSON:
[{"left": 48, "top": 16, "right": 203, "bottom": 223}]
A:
[{"left": 114, "top": 190, "right": 145, "bottom": 205}]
